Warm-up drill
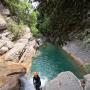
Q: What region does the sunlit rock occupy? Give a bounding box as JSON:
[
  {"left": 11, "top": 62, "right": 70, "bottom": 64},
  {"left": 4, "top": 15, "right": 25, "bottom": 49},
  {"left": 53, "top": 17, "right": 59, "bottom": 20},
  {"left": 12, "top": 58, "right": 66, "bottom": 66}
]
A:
[
  {"left": 5, "top": 39, "right": 28, "bottom": 62},
  {"left": 43, "top": 71, "right": 83, "bottom": 90},
  {"left": 0, "top": 40, "right": 6, "bottom": 48},
  {"left": 0, "top": 46, "right": 9, "bottom": 55},
  {"left": 0, "top": 63, "right": 26, "bottom": 90}
]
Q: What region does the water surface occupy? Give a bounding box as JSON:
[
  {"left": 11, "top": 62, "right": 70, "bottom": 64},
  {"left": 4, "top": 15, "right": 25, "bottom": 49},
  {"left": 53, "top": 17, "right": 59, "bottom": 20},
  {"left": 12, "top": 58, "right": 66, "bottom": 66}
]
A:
[{"left": 31, "top": 43, "right": 85, "bottom": 80}]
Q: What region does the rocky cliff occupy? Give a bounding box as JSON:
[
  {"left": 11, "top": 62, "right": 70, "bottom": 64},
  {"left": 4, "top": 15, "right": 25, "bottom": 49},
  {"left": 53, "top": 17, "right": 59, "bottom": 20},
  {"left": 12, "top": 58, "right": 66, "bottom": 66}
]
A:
[
  {"left": 42, "top": 71, "right": 90, "bottom": 90},
  {"left": 0, "top": 1, "right": 40, "bottom": 90}
]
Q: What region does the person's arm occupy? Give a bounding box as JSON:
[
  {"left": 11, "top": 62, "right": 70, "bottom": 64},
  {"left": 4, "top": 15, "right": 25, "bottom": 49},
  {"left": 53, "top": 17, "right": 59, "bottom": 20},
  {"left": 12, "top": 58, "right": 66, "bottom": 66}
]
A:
[{"left": 33, "top": 77, "right": 36, "bottom": 85}]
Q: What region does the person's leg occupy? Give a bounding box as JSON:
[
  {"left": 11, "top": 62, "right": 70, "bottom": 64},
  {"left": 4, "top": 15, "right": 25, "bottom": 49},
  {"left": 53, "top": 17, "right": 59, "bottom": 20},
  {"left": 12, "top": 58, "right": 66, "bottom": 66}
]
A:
[{"left": 36, "top": 86, "right": 40, "bottom": 90}]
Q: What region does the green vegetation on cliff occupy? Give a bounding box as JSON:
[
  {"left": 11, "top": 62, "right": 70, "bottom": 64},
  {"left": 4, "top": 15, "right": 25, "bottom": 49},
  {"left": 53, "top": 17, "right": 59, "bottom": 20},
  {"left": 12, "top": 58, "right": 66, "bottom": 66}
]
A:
[
  {"left": 1, "top": 0, "right": 90, "bottom": 45},
  {"left": 36, "top": 0, "right": 89, "bottom": 45},
  {"left": 2, "top": 0, "right": 39, "bottom": 36}
]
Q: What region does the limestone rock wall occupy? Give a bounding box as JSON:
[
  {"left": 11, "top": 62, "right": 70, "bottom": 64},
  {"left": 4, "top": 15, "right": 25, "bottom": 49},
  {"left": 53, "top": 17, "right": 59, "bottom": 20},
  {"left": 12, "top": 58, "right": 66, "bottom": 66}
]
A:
[{"left": 0, "top": 2, "right": 40, "bottom": 90}]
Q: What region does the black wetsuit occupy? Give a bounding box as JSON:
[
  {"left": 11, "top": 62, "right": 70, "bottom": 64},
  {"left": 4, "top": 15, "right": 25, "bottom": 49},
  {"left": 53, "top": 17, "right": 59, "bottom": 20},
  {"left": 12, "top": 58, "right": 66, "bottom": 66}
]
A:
[{"left": 33, "top": 76, "right": 41, "bottom": 90}]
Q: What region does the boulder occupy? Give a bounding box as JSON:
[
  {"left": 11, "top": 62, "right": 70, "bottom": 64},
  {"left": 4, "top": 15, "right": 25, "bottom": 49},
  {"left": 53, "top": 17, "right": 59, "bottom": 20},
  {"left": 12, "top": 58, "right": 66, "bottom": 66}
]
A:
[
  {"left": 1, "top": 31, "right": 11, "bottom": 37},
  {"left": 84, "top": 74, "right": 90, "bottom": 90},
  {"left": 0, "top": 40, "right": 6, "bottom": 48},
  {"left": 0, "top": 75, "right": 20, "bottom": 90},
  {"left": 5, "top": 41, "right": 14, "bottom": 49},
  {"left": 1, "top": 9, "right": 10, "bottom": 16},
  {"left": 22, "top": 27, "right": 32, "bottom": 35},
  {"left": 43, "top": 71, "right": 83, "bottom": 90},
  {"left": 21, "top": 27, "right": 32, "bottom": 40},
  {"left": 0, "top": 63, "right": 26, "bottom": 90},
  {"left": 0, "top": 36, "right": 14, "bottom": 51},
  {"left": 36, "top": 38, "right": 44, "bottom": 46},
  {"left": 0, "top": 46, "right": 9, "bottom": 55},
  {"left": 0, "top": 14, "right": 7, "bottom": 30}
]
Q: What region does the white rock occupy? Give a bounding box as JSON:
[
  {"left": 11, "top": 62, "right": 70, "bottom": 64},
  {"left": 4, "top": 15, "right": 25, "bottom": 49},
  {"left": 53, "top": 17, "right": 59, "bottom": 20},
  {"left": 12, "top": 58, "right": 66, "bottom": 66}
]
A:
[
  {"left": 1, "top": 31, "right": 11, "bottom": 37},
  {"left": 5, "top": 39, "right": 28, "bottom": 62},
  {"left": 0, "top": 46, "right": 9, "bottom": 55},
  {"left": 5, "top": 41, "right": 14, "bottom": 49},
  {"left": 0, "top": 15, "right": 7, "bottom": 30},
  {"left": 36, "top": 38, "right": 43, "bottom": 46},
  {"left": 84, "top": 74, "right": 90, "bottom": 90},
  {"left": 22, "top": 27, "right": 31, "bottom": 34},
  {"left": 43, "top": 71, "right": 83, "bottom": 90},
  {"left": 0, "top": 40, "right": 6, "bottom": 48},
  {"left": 2, "top": 9, "right": 10, "bottom": 16},
  {"left": 22, "top": 33, "right": 32, "bottom": 39}
]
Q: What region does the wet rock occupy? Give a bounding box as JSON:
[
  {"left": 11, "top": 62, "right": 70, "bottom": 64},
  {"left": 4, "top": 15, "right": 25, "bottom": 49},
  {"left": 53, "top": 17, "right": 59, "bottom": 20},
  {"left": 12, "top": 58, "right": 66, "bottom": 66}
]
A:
[
  {"left": 0, "top": 14, "right": 7, "bottom": 30},
  {"left": 43, "top": 71, "right": 83, "bottom": 90},
  {"left": 0, "top": 63, "right": 26, "bottom": 90},
  {"left": 36, "top": 38, "right": 44, "bottom": 46},
  {"left": 84, "top": 74, "right": 90, "bottom": 90},
  {"left": 0, "top": 75, "right": 20, "bottom": 90}
]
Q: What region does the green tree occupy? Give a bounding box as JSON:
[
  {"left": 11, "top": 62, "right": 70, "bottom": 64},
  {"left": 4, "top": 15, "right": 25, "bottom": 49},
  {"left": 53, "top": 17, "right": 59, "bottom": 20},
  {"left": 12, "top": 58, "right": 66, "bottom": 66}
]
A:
[
  {"left": 3, "top": 0, "right": 39, "bottom": 36},
  {"left": 36, "top": 0, "right": 88, "bottom": 45}
]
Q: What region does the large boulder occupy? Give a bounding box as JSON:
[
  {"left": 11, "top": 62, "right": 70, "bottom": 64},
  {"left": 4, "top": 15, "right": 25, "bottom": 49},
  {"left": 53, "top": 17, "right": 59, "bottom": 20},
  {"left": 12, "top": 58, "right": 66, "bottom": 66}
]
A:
[
  {"left": 0, "top": 63, "right": 26, "bottom": 90},
  {"left": 0, "top": 75, "right": 20, "bottom": 90},
  {"left": 1, "top": 9, "right": 10, "bottom": 16},
  {"left": 43, "top": 71, "right": 83, "bottom": 90},
  {"left": 0, "top": 14, "right": 7, "bottom": 30},
  {"left": 0, "top": 46, "right": 9, "bottom": 55},
  {"left": 84, "top": 74, "right": 90, "bottom": 90}
]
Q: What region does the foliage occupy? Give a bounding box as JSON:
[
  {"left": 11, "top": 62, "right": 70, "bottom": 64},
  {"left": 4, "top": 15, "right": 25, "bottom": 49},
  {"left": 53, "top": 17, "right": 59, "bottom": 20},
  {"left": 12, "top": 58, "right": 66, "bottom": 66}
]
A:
[
  {"left": 8, "top": 21, "right": 24, "bottom": 41},
  {"left": 36, "top": 0, "right": 88, "bottom": 45},
  {"left": 3, "top": 0, "right": 39, "bottom": 36},
  {"left": 4, "top": 0, "right": 31, "bottom": 23},
  {"left": 29, "top": 11, "right": 39, "bottom": 36},
  {"left": 84, "top": 34, "right": 90, "bottom": 45}
]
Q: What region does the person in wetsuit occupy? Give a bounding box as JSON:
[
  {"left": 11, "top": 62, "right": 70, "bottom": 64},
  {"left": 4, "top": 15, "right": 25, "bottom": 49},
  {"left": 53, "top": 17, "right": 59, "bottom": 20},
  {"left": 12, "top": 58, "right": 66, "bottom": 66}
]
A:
[{"left": 33, "top": 72, "right": 41, "bottom": 90}]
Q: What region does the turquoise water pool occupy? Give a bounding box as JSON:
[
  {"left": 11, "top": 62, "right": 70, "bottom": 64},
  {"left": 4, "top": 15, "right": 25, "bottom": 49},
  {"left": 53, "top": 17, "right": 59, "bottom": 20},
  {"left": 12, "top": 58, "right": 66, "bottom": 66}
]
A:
[{"left": 31, "top": 43, "right": 85, "bottom": 80}]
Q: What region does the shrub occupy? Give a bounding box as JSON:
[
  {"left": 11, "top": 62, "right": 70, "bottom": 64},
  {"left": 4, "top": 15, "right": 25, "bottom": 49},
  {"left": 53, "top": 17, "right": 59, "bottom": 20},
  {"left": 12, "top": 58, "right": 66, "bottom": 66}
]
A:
[
  {"left": 4, "top": 0, "right": 39, "bottom": 36},
  {"left": 84, "top": 63, "right": 90, "bottom": 73},
  {"left": 8, "top": 22, "right": 24, "bottom": 41}
]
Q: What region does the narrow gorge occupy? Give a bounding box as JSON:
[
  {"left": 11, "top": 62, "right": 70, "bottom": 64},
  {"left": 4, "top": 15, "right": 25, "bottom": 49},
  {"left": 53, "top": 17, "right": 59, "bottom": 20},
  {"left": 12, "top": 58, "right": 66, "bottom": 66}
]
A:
[{"left": 0, "top": 0, "right": 90, "bottom": 90}]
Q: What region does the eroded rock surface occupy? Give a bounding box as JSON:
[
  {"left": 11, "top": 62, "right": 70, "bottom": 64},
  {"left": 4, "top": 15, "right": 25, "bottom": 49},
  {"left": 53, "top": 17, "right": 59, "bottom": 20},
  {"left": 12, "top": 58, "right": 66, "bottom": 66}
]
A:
[
  {"left": 0, "top": 2, "right": 39, "bottom": 90},
  {"left": 84, "top": 74, "right": 90, "bottom": 90},
  {"left": 0, "top": 63, "right": 26, "bottom": 90},
  {"left": 43, "top": 71, "right": 83, "bottom": 90}
]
